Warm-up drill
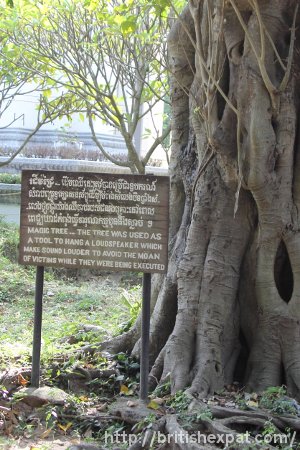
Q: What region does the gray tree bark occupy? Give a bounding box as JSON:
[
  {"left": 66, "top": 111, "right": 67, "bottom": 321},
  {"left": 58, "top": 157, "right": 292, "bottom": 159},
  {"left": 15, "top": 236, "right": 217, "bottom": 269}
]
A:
[
  {"left": 113, "top": 0, "right": 300, "bottom": 399},
  {"left": 145, "top": 0, "right": 300, "bottom": 399}
]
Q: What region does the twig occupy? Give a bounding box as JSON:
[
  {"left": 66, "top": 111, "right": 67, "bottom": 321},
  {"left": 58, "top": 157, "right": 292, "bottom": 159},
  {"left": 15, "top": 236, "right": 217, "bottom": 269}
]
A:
[{"left": 279, "top": 3, "right": 299, "bottom": 91}]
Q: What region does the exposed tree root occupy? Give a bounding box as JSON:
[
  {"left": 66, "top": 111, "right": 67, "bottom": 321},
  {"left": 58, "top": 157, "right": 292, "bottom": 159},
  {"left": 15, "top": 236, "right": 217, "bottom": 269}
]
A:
[
  {"left": 3, "top": 361, "right": 299, "bottom": 450},
  {"left": 127, "top": 417, "right": 167, "bottom": 450},
  {"left": 108, "top": 392, "right": 300, "bottom": 450},
  {"left": 69, "top": 318, "right": 141, "bottom": 358},
  {"left": 165, "top": 415, "right": 216, "bottom": 450},
  {"left": 190, "top": 399, "right": 298, "bottom": 449}
]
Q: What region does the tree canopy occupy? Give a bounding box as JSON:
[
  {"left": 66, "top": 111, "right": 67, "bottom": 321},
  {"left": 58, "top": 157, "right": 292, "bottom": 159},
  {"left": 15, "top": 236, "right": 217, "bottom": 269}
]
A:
[
  {"left": 0, "top": 0, "right": 181, "bottom": 172},
  {"left": 0, "top": 0, "right": 82, "bottom": 164}
]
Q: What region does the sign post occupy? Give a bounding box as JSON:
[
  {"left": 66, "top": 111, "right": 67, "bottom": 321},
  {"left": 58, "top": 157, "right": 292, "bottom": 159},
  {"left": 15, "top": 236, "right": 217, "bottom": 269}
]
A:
[
  {"left": 19, "top": 170, "right": 169, "bottom": 393},
  {"left": 140, "top": 273, "right": 151, "bottom": 401},
  {"left": 31, "top": 265, "right": 44, "bottom": 388}
]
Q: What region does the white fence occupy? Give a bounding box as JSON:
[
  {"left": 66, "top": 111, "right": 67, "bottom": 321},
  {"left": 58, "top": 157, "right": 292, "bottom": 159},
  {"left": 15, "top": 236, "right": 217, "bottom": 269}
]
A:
[{"left": 0, "top": 157, "right": 168, "bottom": 176}]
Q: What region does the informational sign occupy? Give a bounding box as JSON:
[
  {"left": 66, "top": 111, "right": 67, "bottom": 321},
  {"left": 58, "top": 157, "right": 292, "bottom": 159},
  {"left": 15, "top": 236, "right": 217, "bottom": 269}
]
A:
[{"left": 19, "top": 170, "right": 169, "bottom": 273}]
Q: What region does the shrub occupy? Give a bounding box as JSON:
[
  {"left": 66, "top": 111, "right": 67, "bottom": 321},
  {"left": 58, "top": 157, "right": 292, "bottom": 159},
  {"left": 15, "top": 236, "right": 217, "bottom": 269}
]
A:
[
  {"left": 0, "top": 173, "right": 21, "bottom": 184},
  {"left": 0, "top": 217, "right": 19, "bottom": 263}
]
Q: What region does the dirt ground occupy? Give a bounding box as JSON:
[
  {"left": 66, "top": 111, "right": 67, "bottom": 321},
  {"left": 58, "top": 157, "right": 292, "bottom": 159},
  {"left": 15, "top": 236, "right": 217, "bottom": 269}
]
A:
[{"left": 0, "top": 436, "right": 78, "bottom": 449}]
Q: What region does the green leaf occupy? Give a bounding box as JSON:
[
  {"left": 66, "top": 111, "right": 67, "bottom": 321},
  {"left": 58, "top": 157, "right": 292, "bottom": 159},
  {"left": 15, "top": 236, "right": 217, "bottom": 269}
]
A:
[
  {"left": 120, "top": 17, "right": 136, "bottom": 34},
  {"left": 113, "top": 14, "right": 126, "bottom": 25},
  {"left": 43, "top": 89, "right": 52, "bottom": 99}
]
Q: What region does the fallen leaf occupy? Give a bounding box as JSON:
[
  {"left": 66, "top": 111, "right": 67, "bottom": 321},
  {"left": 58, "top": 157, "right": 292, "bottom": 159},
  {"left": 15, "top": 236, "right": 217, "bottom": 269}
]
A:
[
  {"left": 246, "top": 400, "right": 258, "bottom": 408},
  {"left": 18, "top": 374, "right": 29, "bottom": 386},
  {"left": 57, "top": 422, "right": 72, "bottom": 432},
  {"left": 147, "top": 400, "right": 160, "bottom": 410},
  {"left": 120, "top": 385, "right": 133, "bottom": 396},
  {"left": 151, "top": 397, "right": 164, "bottom": 405},
  {"left": 120, "top": 384, "right": 129, "bottom": 394}
]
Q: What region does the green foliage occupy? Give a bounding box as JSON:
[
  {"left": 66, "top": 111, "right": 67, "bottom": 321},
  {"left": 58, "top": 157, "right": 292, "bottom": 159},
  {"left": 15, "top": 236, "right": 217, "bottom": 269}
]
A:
[
  {"left": 97, "top": 421, "right": 127, "bottom": 449},
  {"left": 114, "top": 352, "right": 140, "bottom": 378},
  {"left": 0, "top": 217, "right": 19, "bottom": 262},
  {"left": 0, "top": 218, "right": 34, "bottom": 305},
  {"left": 133, "top": 412, "right": 156, "bottom": 434},
  {"left": 0, "top": 0, "right": 175, "bottom": 172},
  {"left": 261, "top": 419, "right": 277, "bottom": 437},
  {"left": 0, "top": 215, "right": 141, "bottom": 367},
  {"left": 152, "top": 380, "right": 171, "bottom": 397},
  {"left": 0, "top": 173, "right": 21, "bottom": 184},
  {"left": 117, "top": 286, "right": 142, "bottom": 333},
  {"left": 166, "top": 390, "right": 192, "bottom": 413},
  {"left": 194, "top": 407, "right": 213, "bottom": 421},
  {"left": 260, "top": 386, "right": 299, "bottom": 415}
]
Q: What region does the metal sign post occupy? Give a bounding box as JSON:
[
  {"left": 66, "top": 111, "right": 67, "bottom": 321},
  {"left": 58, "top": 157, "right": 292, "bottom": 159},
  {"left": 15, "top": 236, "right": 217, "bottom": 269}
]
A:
[
  {"left": 31, "top": 266, "right": 44, "bottom": 388},
  {"left": 140, "top": 273, "right": 151, "bottom": 401}
]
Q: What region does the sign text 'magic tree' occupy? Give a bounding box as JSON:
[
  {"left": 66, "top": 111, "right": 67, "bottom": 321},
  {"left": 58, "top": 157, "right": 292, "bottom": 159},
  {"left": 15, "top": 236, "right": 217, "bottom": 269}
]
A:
[{"left": 19, "top": 170, "right": 169, "bottom": 273}]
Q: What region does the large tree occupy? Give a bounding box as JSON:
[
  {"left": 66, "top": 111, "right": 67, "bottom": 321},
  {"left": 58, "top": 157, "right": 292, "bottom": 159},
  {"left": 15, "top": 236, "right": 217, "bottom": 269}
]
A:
[
  {"left": 0, "top": 13, "right": 70, "bottom": 165},
  {"left": 4, "top": 0, "right": 300, "bottom": 399},
  {"left": 0, "top": 0, "right": 171, "bottom": 173},
  {"left": 104, "top": 0, "right": 300, "bottom": 400}
]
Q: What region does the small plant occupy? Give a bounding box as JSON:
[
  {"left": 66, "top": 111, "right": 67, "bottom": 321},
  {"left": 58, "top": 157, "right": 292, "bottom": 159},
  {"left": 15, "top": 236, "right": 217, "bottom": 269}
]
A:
[
  {"left": 262, "top": 419, "right": 277, "bottom": 437},
  {"left": 264, "top": 386, "right": 287, "bottom": 396},
  {"left": 0, "top": 218, "right": 19, "bottom": 263},
  {"left": 166, "top": 390, "right": 192, "bottom": 413},
  {"left": 194, "top": 407, "right": 213, "bottom": 421},
  {"left": 134, "top": 412, "right": 156, "bottom": 433},
  {"left": 114, "top": 352, "right": 140, "bottom": 378},
  {"left": 117, "top": 287, "right": 142, "bottom": 333},
  {"left": 152, "top": 380, "right": 171, "bottom": 397},
  {"left": 45, "top": 405, "right": 59, "bottom": 430},
  {"left": 258, "top": 420, "right": 298, "bottom": 450},
  {"left": 97, "top": 421, "right": 127, "bottom": 449},
  {"left": 260, "top": 386, "right": 299, "bottom": 415}
]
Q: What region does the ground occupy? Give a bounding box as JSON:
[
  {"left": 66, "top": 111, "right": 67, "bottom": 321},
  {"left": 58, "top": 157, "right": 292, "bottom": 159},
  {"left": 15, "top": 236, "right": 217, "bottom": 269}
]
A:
[
  {"left": 0, "top": 217, "right": 143, "bottom": 448},
  {"left": 0, "top": 435, "right": 74, "bottom": 450},
  {"left": 1, "top": 220, "right": 300, "bottom": 449}
]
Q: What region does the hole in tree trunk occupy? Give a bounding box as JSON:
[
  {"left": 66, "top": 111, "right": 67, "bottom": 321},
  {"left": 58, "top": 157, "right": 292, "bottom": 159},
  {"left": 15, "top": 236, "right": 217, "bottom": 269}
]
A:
[
  {"left": 274, "top": 240, "right": 293, "bottom": 303},
  {"left": 217, "top": 56, "right": 229, "bottom": 120},
  {"left": 234, "top": 330, "right": 249, "bottom": 383},
  {"left": 238, "top": 40, "right": 244, "bottom": 57}
]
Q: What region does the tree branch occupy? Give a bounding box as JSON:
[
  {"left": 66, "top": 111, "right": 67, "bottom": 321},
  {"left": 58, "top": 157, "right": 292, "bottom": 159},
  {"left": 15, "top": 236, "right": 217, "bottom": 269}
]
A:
[
  {"left": 87, "top": 112, "right": 131, "bottom": 169},
  {"left": 142, "top": 124, "right": 171, "bottom": 166}
]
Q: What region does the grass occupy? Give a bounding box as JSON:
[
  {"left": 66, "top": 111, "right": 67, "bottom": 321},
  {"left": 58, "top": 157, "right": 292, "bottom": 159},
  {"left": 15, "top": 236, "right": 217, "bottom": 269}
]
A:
[
  {"left": 0, "top": 218, "right": 144, "bottom": 447},
  {"left": 0, "top": 217, "right": 142, "bottom": 370},
  {"left": 1, "top": 218, "right": 300, "bottom": 450}
]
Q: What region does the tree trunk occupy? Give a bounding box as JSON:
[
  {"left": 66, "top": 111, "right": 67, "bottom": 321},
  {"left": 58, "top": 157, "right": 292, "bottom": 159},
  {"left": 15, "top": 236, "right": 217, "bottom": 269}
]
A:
[{"left": 114, "top": 0, "right": 300, "bottom": 399}]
